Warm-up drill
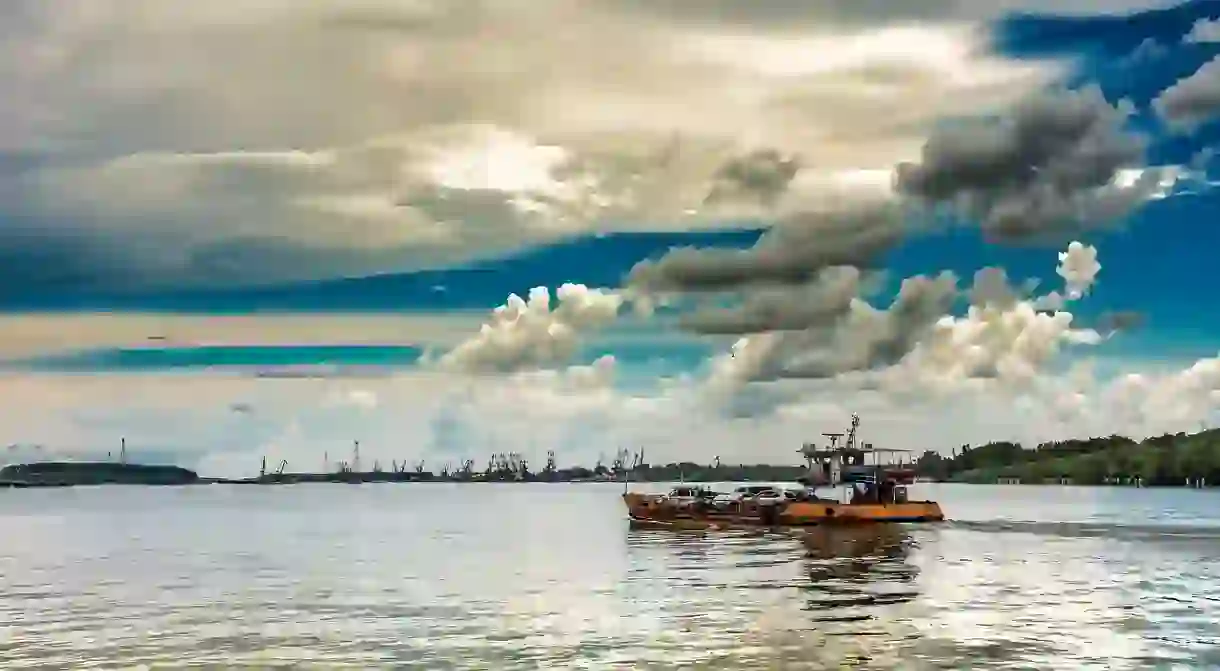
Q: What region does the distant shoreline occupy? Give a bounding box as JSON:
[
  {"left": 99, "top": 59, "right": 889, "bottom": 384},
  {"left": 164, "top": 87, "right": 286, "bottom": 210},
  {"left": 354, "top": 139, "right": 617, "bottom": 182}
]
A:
[{"left": 7, "top": 429, "right": 1219, "bottom": 491}]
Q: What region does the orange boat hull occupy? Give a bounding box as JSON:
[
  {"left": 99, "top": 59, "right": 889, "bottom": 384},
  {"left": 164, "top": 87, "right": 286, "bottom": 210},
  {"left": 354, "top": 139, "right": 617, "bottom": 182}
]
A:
[{"left": 622, "top": 492, "right": 944, "bottom": 526}]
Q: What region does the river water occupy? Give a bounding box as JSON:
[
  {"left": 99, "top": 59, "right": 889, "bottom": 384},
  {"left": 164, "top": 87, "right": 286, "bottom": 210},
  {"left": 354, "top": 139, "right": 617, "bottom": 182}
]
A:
[{"left": 1, "top": 483, "right": 1219, "bottom": 669}]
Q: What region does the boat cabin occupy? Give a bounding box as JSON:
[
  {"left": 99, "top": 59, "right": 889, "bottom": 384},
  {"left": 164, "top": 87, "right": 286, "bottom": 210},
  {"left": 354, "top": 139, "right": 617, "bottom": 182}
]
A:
[{"left": 796, "top": 413, "right": 917, "bottom": 505}]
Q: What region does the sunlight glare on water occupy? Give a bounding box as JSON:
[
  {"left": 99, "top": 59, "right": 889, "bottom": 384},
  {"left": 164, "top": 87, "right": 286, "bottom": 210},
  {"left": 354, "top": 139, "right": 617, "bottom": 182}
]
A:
[{"left": 1, "top": 483, "right": 1219, "bottom": 669}]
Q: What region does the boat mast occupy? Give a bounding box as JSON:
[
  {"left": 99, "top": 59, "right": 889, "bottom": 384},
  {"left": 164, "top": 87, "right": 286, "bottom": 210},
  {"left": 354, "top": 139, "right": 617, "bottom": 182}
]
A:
[
  {"left": 822, "top": 432, "right": 843, "bottom": 487},
  {"left": 845, "top": 413, "right": 860, "bottom": 452}
]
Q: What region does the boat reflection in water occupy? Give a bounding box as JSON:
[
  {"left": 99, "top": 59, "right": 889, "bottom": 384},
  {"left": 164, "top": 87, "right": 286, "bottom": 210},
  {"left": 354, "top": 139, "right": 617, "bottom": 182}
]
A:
[
  {"left": 798, "top": 524, "right": 920, "bottom": 619},
  {"left": 624, "top": 521, "right": 925, "bottom": 667},
  {"left": 800, "top": 523, "right": 913, "bottom": 566}
]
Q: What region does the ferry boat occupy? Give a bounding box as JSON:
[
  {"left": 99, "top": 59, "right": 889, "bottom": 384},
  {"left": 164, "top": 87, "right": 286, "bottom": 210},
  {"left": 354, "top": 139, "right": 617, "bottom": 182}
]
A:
[{"left": 622, "top": 413, "right": 944, "bottom": 528}]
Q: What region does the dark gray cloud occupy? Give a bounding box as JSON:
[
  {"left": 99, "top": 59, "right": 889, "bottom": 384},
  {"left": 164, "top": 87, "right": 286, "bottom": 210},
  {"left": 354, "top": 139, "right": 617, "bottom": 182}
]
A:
[
  {"left": 895, "top": 85, "right": 1157, "bottom": 242},
  {"left": 677, "top": 266, "right": 863, "bottom": 334},
  {"left": 626, "top": 202, "right": 904, "bottom": 293},
  {"left": 0, "top": 217, "right": 435, "bottom": 300},
  {"left": 704, "top": 148, "right": 801, "bottom": 208},
  {"left": 1153, "top": 55, "right": 1220, "bottom": 131},
  {"left": 743, "top": 271, "right": 960, "bottom": 381},
  {"left": 0, "top": 223, "right": 150, "bottom": 298}
]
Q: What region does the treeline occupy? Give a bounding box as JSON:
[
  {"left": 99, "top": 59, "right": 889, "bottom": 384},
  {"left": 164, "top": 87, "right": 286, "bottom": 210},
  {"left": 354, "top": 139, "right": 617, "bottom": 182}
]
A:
[{"left": 914, "top": 428, "right": 1220, "bottom": 486}]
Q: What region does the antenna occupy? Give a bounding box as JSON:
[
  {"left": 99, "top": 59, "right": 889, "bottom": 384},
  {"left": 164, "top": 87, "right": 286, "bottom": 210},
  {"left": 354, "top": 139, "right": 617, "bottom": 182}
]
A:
[
  {"left": 119, "top": 437, "right": 127, "bottom": 465},
  {"left": 846, "top": 413, "right": 860, "bottom": 451}
]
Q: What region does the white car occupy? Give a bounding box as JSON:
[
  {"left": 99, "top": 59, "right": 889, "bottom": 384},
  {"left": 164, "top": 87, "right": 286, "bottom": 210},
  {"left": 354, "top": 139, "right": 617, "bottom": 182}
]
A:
[
  {"left": 661, "top": 486, "right": 713, "bottom": 507},
  {"left": 712, "top": 485, "right": 790, "bottom": 508},
  {"left": 756, "top": 488, "right": 806, "bottom": 505}
]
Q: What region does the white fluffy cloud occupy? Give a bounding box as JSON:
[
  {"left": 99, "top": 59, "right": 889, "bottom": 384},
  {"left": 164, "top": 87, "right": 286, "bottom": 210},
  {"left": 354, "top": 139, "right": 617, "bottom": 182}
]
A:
[
  {"left": 1057, "top": 241, "right": 1102, "bottom": 301},
  {"left": 0, "top": 0, "right": 1079, "bottom": 286},
  {"left": 881, "top": 242, "right": 1104, "bottom": 393},
  {"left": 433, "top": 283, "right": 624, "bottom": 373},
  {"left": 1186, "top": 17, "right": 1220, "bottom": 44}
]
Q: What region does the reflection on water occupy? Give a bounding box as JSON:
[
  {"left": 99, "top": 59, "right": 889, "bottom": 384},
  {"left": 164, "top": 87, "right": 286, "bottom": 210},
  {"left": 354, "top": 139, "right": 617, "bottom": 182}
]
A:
[
  {"left": 1, "top": 484, "right": 1219, "bottom": 669},
  {"left": 800, "top": 524, "right": 919, "bottom": 617}
]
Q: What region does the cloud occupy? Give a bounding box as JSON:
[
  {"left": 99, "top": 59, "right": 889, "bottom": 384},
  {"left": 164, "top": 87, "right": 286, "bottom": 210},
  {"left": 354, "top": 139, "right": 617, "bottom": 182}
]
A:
[
  {"left": 626, "top": 201, "right": 906, "bottom": 293},
  {"left": 703, "top": 271, "right": 961, "bottom": 387},
  {"left": 606, "top": 0, "right": 1171, "bottom": 31},
  {"left": 676, "top": 266, "right": 867, "bottom": 335},
  {"left": 879, "top": 300, "right": 1102, "bottom": 399},
  {"left": 0, "top": 0, "right": 1066, "bottom": 290},
  {"left": 1056, "top": 240, "right": 1102, "bottom": 300},
  {"left": 966, "top": 267, "right": 1040, "bottom": 309},
  {"left": 1185, "top": 17, "right": 1220, "bottom": 44},
  {"left": 873, "top": 242, "right": 1106, "bottom": 388},
  {"left": 704, "top": 148, "right": 802, "bottom": 208},
  {"left": 1153, "top": 55, "right": 1220, "bottom": 132},
  {"left": 0, "top": 312, "right": 484, "bottom": 361},
  {"left": 433, "top": 283, "right": 624, "bottom": 373},
  {"left": 895, "top": 85, "right": 1162, "bottom": 241},
  {"left": 691, "top": 241, "right": 1106, "bottom": 413},
  {"left": 1030, "top": 240, "right": 1100, "bottom": 311}
]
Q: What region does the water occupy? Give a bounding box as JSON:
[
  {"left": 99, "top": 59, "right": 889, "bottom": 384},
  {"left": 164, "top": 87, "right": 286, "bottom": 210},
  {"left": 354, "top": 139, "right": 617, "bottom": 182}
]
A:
[{"left": 2, "top": 483, "right": 1219, "bottom": 669}]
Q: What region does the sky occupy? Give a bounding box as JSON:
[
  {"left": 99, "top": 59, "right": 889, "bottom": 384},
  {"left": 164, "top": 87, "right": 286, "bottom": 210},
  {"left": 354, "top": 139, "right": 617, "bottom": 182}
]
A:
[{"left": 3, "top": 0, "right": 1220, "bottom": 476}]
